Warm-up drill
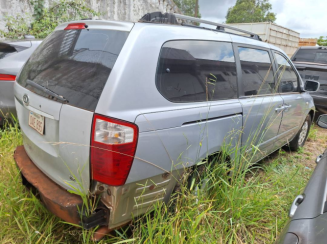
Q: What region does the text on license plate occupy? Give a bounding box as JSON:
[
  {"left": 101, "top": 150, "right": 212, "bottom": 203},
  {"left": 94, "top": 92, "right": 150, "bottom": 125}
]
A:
[{"left": 28, "top": 111, "right": 45, "bottom": 135}]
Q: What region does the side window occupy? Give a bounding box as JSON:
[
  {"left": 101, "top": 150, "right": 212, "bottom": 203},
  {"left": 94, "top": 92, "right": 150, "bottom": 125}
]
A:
[
  {"left": 274, "top": 52, "right": 299, "bottom": 93},
  {"left": 238, "top": 47, "right": 275, "bottom": 96},
  {"left": 156, "top": 41, "right": 237, "bottom": 103},
  {"left": 0, "top": 43, "right": 17, "bottom": 59}
]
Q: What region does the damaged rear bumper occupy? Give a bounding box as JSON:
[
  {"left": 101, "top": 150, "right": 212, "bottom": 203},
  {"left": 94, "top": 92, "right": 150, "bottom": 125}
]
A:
[{"left": 14, "top": 145, "right": 83, "bottom": 225}]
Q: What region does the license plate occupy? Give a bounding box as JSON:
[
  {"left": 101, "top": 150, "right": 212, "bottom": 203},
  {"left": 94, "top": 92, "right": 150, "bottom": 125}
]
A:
[{"left": 28, "top": 111, "right": 45, "bottom": 135}]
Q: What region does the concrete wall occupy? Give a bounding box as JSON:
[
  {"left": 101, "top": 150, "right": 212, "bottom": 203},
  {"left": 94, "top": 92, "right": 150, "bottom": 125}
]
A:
[{"left": 0, "top": 0, "right": 179, "bottom": 32}]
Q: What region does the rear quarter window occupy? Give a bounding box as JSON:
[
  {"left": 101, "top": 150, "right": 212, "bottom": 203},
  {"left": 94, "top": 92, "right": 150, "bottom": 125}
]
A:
[
  {"left": 156, "top": 40, "right": 238, "bottom": 103},
  {"left": 17, "top": 29, "right": 129, "bottom": 111},
  {"left": 0, "top": 43, "right": 17, "bottom": 59}
]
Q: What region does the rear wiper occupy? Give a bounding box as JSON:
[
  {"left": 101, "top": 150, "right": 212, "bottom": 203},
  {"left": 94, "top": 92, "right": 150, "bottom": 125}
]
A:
[{"left": 26, "top": 79, "right": 69, "bottom": 103}]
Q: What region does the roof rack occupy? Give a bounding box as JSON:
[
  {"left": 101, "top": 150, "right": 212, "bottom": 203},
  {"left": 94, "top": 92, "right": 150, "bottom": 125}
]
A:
[
  {"left": 174, "top": 14, "right": 262, "bottom": 41},
  {"left": 139, "top": 12, "right": 262, "bottom": 41}
]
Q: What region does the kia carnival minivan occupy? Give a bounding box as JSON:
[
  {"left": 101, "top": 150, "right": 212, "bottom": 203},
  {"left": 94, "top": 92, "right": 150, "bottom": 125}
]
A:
[{"left": 13, "top": 12, "right": 317, "bottom": 239}]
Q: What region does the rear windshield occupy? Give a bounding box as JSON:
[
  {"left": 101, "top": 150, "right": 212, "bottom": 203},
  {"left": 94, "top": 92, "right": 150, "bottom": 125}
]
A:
[
  {"left": 0, "top": 43, "right": 17, "bottom": 59},
  {"left": 292, "top": 49, "right": 327, "bottom": 64},
  {"left": 17, "top": 29, "right": 129, "bottom": 111}
]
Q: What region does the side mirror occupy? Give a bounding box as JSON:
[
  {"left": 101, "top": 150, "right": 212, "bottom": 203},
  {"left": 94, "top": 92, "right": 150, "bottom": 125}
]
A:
[
  {"left": 317, "top": 115, "right": 327, "bottom": 129},
  {"left": 304, "top": 80, "right": 320, "bottom": 91}
]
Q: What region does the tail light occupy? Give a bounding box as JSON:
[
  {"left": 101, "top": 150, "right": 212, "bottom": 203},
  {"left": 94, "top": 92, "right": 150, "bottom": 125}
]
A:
[
  {"left": 90, "top": 114, "right": 138, "bottom": 186},
  {"left": 0, "top": 74, "right": 16, "bottom": 81},
  {"left": 64, "top": 23, "right": 86, "bottom": 30}
]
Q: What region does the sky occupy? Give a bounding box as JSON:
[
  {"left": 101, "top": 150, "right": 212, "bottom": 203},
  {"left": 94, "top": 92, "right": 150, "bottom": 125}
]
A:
[{"left": 198, "top": 0, "right": 327, "bottom": 38}]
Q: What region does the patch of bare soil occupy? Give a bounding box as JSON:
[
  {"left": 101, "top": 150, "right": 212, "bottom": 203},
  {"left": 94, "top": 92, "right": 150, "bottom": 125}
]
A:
[
  {"left": 264, "top": 126, "right": 327, "bottom": 170},
  {"left": 302, "top": 127, "right": 327, "bottom": 167}
]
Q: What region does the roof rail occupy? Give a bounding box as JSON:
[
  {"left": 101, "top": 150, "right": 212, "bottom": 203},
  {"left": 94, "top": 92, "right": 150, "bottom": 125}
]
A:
[
  {"left": 139, "top": 12, "right": 262, "bottom": 41},
  {"left": 174, "top": 14, "right": 262, "bottom": 41}
]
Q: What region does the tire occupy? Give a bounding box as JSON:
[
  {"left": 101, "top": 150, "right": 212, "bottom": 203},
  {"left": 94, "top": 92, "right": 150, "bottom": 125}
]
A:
[{"left": 288, "top": 114, "right": 311, "bottom": 151}]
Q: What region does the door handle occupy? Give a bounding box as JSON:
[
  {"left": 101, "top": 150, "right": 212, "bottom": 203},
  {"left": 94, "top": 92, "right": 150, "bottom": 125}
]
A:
[
  {"left": 275, "top": 106, "right": 285, "bottom": 113},
  {"left": 284, "top": 104, "right": 292, "bottom": 112},
  {"left": 289, "top": 195, "right": 304, "bottom": 218}
]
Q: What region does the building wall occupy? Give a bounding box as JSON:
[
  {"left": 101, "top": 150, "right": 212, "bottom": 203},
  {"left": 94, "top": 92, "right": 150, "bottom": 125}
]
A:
[
  {"left": 0, "top": 0, "right": 179, "bottom": 32},
  {"left": 299, "top": 38, "right": 317, "bottom": 47}
]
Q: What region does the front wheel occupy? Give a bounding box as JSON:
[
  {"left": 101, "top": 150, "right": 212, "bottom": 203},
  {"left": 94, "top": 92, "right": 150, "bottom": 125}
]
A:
[{"left": 288, "top": 114, "right": 311, "bottom": 151}]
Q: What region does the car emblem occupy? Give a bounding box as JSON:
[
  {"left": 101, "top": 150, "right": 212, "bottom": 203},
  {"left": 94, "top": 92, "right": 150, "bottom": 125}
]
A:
[{"left": 23, "top": 94, "right": 29, "bottom": 106}]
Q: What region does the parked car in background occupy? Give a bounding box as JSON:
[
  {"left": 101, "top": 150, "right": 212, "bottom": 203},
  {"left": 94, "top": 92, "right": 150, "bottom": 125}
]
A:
[
  {"left": 278, "top": 114, "right": 327, "bottom": 244},
  {"left": 292, "top": 47, "right": 327, "bottom": 114},
  {"left": 0, "top": 38, "right": 42, "bottom": 125},
  {"left": 13, "top": 12, "right": 318, "bottom": 240}
]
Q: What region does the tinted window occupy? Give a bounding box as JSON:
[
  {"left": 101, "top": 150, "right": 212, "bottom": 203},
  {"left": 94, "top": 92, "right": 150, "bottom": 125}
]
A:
[
  {"left": 17, "top": 29, "right": 129, "bottom": 111},
  {"left": 275, "top": 53, "right": 299, "bottom": 93},
  {"left": 0, "top": 43, "right": 17, "bottom": 59},
  {"left": 156, "top": 41, "right": 237, "bottom": 102},
  {"left": 292, "top": 49, "right": 327, "bottom": 64},
  {"left": 238, "top": 47, "right": 275, "bottom": 96}
]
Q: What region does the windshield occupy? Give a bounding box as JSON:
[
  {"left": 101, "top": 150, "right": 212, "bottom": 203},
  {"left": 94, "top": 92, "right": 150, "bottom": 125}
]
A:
[
  {"left": 292, "top": 49, "right": 327, "bottom": 64},
  {"left": 17, "top": 29, "right": 129, "bottom": 111}
]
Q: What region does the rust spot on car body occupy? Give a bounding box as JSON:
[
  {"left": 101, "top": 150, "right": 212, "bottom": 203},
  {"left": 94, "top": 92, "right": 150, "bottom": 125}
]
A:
[{"left": 14, "top": 145, "right": 83, "bottom": 224}]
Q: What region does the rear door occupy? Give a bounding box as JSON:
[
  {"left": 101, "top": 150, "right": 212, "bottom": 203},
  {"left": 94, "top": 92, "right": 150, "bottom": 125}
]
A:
[
  {"left": 234, "top": 44, "right": 284, "bottom": 162},
  {"left": 130, "top": 40, "right": 243, "bottom": 182},
  {"left": 273, "top": 52, "right": 307, "bottom": 148},
  {"left": 14, "top": 21, "right": 133, "bottom": 193}
]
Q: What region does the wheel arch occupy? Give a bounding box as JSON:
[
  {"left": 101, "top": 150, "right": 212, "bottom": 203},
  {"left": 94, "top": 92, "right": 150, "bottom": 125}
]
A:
[{"left": 309, "top": 109, "right": 315, "bottom": 122}]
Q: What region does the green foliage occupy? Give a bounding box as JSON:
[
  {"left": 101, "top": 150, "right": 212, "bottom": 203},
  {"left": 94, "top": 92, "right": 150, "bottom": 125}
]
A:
[
  {"left": 1, "top": 120, "right": 324, "bottom": 242},
  {"left": 226, "top": 0, "right": 276, "bottom": 24},
  {"left": 31, "top": 0, "right": 45, "bottom": 21},
  {"left": 317, "top": 36, "right": 327, "bottom": 46},
  {"left": 174, "top": 0, "right": 201, "bottom": 18},
  {"left": 0, "top": 15, "right": 32, "bottom": 40},
  {"left": 0, "top": 0, "right": 98, "bottom": 39}
]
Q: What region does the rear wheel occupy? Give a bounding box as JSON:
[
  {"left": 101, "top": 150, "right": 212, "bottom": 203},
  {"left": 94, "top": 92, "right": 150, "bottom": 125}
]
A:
[{"left": 289, "top": 114, "right": 311, "bottom": 151}]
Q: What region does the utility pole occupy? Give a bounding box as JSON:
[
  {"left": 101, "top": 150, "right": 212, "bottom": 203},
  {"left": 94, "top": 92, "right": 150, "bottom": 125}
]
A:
[{"left": 195, "top": 0, "right": 199, "bottom": 17}]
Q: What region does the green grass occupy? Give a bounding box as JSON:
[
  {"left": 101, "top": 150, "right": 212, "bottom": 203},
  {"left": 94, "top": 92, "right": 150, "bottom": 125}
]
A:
[{"left": 0, "top": 123, "right": 326, "bottom": 243}]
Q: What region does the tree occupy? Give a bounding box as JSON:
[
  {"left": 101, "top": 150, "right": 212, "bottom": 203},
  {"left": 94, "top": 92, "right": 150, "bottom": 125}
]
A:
[
  {"left": 317, "top": 36, "right": 327, "bottom": 46},
  {"left": 0, "top": 0, "right": 98, "bottom": 39},
  {"left": 226, "top": 0, "right": 276, "bottom": 24},
  {"left": 174, "top": 0, "right": 201, "bottom": 18}
]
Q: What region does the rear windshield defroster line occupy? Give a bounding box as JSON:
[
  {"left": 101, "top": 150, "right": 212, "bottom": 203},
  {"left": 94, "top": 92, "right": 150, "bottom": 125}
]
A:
[{"left": 17, "top": 29, "right": 129, "bottom": 111}]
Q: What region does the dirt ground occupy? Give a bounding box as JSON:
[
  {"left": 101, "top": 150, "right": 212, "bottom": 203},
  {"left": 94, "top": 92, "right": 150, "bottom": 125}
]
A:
[{"left": 266, "top": 126, "right": 327, "bottom": 169}]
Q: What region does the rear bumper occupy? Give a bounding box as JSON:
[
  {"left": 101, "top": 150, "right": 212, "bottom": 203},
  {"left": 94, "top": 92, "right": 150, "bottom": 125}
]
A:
[
  {"left": 312, "top": 95, "right": 327, "bottom": 114},
  {"left": 14, "top": 145, "right": 83, "bottom": 224}
]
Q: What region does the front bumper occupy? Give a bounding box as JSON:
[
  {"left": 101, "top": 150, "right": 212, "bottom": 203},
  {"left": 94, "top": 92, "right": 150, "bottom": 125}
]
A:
[
  {"left": 312, "top": 95, "right": 327, "bottom": 114},
  {"left": 14, "top": 145, "right": 83, "bottom": 224}
]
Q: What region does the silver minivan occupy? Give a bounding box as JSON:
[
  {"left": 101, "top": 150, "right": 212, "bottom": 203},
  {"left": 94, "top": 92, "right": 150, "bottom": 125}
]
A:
[
  {"left": 13, "top": 13, "right": 317, "bottom": 238},
  {"left": 0, "top": 38, "right": 41, "bottom": 125}
]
